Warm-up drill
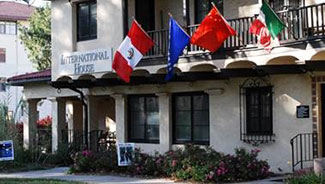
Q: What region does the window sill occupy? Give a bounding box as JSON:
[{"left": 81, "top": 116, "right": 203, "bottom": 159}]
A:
[
  {"left": 128, "top": 140, "right": 159, "bottom": 144},
  {"left": 77, "top": 36, "right": 97, "bottom": 42},
  {"left": 241, "top": 134, "right": 275, "bottom": 146},
  {"left": 173, "top": 141, "right": 209, "bottom": 146}
]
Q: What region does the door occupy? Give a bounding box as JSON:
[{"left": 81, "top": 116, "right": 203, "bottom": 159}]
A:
[
  {"left": 321, "top": 84, "right": 325, "bottom": 157},
  {"left": 135, "top": 0, "right": 155, "bottom": 31}
]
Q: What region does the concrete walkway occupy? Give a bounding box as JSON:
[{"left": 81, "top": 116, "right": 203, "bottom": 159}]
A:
[{"left": 0, "top": 167, "right": 285, "bottom": 184}]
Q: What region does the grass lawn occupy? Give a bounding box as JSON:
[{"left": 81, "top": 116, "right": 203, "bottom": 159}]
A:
[{"left": 0, "top": 178, "right": 84, "bottom": 184}]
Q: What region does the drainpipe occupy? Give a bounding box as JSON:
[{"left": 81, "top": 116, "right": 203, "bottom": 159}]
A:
[{"left": 68, "top": 87, "right": 88, "bottom": 149}]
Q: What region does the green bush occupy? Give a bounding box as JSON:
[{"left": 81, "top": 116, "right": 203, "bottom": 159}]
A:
[
  {"left": 70, "top": 144, "right": 271, "bottom": 183},
  {"left": 286, "top": 173, "right": 325, "bottom": 184}
]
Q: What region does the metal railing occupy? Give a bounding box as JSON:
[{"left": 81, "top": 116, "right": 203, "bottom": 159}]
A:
[
  {"left": 144, "top": 3, "right": 325, "bottom": 58},
  {"left": 290, "top": 133, "right": 318, "bottom": 172},
  {"left": 64, "top": 129, "right": 116, "bottom": 152}
]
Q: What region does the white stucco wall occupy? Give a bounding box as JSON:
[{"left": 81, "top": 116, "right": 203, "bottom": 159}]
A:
[
  {"left": 92, "top": 74, "right": 311, "bottom": 173},
  {"left": 51, "top": 0, "right": 124, "bottom": 81}
]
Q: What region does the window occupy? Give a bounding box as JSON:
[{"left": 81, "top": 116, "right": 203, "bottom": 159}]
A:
[
  {"left": 246, "top": 87, "right": 273, "bottom": 135},
  {"left": 0, "top": 48, "right": 5, "bottom": 63},
  {"left": 128, "top": 95, "right": 159, "bottom": 143},
  {"left": 195, "top": 0, "right": 223, "bottom": 24},
  {"left": 77, "top": 1, "right": 97, "bottom": 41},
  {"left": 135, "top": 0, "right": 155, "bottom": 31},
  {"left": 240, "top": 78, "right": 274, "bottom": 145},
  {"left": 268, "top": 0, "right": 303, "bottom": 12},
  {"left": 173, "top": 92, "right": 209, "bottom": 144},
  {"left": 0, "top": 22, "right": 16, "bottom": 35}
]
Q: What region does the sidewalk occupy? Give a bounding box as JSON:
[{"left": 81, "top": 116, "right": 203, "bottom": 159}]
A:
[{"left": 0, "top": 167, "right": 285, "bottom": 184}]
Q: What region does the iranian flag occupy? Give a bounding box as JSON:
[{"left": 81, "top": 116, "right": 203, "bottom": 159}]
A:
[
  {"left": 249, "top": 0, "right": 285, "bottom": 51},
  {"left": 112, "top": 20, "right": 154, "bottom": 83}
]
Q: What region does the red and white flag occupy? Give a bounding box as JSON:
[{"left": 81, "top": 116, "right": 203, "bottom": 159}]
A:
[
  {"left": 249, "top": 1, "right": 285, "bottom": 51},
  {"left": 112, "top": 20, "right": 154, "bottom": 83}
]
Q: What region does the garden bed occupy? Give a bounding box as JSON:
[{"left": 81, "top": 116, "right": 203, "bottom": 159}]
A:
[{"left": 69, "top": 145, "right": 271, "bottom": 183}]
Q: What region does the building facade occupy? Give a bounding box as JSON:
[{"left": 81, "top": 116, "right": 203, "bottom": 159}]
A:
[
  {"left": 0, "top": 1, "right": 38, "bottom": 121},
  {"left": 10, "top": 0, "right": 325, "bottom": 173}
]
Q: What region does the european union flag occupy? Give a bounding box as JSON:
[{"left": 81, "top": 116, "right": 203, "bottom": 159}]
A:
[{"left": 166, "top": 18, "right": 190, "bottom": 81}]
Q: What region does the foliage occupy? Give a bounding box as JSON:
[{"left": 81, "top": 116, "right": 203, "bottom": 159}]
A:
[
  {"left": 286, "top": 173, "right": 325, "bottom": 184},
  {"left": 70, "top": 144, "right": 271, "bottom": 183},
  {"left": 0, "top": 178, "right": 84, "bottom": 184},
  {"left": 0, "top": 100, "right": 68, "bottom": 172},
  {"left": 19, "top": 6, "right": 51, "bottom": 71}
]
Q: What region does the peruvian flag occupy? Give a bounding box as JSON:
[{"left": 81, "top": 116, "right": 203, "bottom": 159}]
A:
[
  {"left": 249, "top": 0, "right": 285, "bottom": 51},
  {"left": 112, "top": 20, "right": 154, "bottom": 83}
]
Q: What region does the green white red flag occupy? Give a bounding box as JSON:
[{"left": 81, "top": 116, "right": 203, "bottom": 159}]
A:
[{"left": 249, "top": 0, "right": 285, "bottom": 51}]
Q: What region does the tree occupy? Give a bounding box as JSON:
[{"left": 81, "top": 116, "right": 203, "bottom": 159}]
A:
[{"left": 19, "top": 6, "right": 51, "bottom": 71}]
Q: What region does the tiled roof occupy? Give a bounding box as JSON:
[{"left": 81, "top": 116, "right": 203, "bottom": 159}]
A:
[
  {"left": 7, "top": 69, "right": 51, "bottom": 84},
  {"left": 0, "top": 1, "right": 35, "bottom": 21}
]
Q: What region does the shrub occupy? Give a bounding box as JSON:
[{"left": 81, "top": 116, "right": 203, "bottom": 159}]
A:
[
  {"left": 286, "top": 173, "right": 325, "bottom": 184},
  {"left": 70, "top": 144, "right": 271, "bottom": 183}
]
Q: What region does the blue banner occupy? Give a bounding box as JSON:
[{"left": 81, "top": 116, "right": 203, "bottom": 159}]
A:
[
  {"left": 166, "top": 18, "right": 190, "bottom": 81},
  {"left": 0, "top": 140, "right": 14, "bottom": 161}
]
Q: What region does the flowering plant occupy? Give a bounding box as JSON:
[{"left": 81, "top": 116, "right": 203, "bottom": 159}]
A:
[{"left": 36, "top": 116, "right": 52, "bottom": 129}]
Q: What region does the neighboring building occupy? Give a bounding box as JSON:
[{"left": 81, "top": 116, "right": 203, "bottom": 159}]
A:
[
  {"left": 9, "top": 0, "right": 325, "bottom": 173},
  {"left": 0, "top": 1, "right": 35, "bottom": 120}
]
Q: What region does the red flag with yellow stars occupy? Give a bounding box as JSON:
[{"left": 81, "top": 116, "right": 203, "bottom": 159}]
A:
[{"left": 190, "top": 6, "right": 236, "bottom": 52}]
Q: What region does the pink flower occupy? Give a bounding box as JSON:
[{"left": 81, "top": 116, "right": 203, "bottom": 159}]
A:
[
  {"left": 217, "top": 169, "right": 222, "bottom": 176},
  {"left": 172, "top": 160, "right": 177, "bottom": 167},
  {"left": 82, "top": 150, "right": 92, "bottom": 157}
]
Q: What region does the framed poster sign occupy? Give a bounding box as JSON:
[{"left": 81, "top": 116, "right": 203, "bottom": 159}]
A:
[
  {"left": 297, "top": 105, "right": 310, "bottom": 118},
  {"left": 0, "top": 140, "right": 14, "bottom": 161},
  {"left": 117, "top": 143, "right": 135, "bottom": 166}
]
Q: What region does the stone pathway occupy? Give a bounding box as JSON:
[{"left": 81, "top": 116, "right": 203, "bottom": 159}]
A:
[{"left": 0, "top": 167, "right": 285, "bottom": 184}]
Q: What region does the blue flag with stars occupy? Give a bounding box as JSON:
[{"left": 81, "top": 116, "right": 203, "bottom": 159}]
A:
[{"left": 165, "top": 18, "right": 190, "bottom": 81}]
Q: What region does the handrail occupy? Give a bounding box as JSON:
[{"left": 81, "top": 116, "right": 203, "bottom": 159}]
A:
[{"left": 290, "top": 133, "right": 318, "bottom": 172}]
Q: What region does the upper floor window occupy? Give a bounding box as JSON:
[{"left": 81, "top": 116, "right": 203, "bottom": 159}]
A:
[
  {"left": 195, "top": 0, "right": 223, "bottom": 24},
  {"left": 0, "top": 22, "right": 16, "bottom": 35},
  {"left": 173, "top": 92, "right": 209, "bottom": 145},
  {"left": 128, "top": 95, "right": 159, "bottom": 143},
  {"left": 268, "top": 0, "right": 304, "bottom": 12},
  {"left": 135, "top": 0, "right": 155, "bottom": 31},
  {"left": 0, "top": 48, "right": 6, "bottom": 63},
  {"left": 77, "top": 1, "right": 97, "bottom": 41}
]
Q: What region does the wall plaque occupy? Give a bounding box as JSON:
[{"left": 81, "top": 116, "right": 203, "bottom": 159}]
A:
[
  {"left": 297, "top": 105, "right": 310, "bottom": 118},
  {"left": 58, "top": 47, "right": 113, "bottom": 77}
]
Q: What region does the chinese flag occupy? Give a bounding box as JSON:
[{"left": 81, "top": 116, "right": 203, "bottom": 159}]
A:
[{"left": 190, "top": 6, "right": 236, "bottom": 52}]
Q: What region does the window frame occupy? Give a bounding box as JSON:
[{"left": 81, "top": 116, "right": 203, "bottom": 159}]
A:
[
  {"left": 76, "top": 0, "right": 97, "bottom": 42},
  {"left": 172, "top": 92, "right": 210, "bottom": 145},
  {"left": 239, "top": 78, "right": 275, "bottom": 145},
  {"left": 245, "top": 86, "right": 273, "bottom": 136},
  {"left": 267, "top": 0, "right": 304, "bottom": 12},
  {"left": 127, "top": 94, "right": 160, "bottom": 144}
]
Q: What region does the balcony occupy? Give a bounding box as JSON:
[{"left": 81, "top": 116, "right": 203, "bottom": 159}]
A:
[{"left": 143, "top": 3, "right": 325, "bottom": 60}]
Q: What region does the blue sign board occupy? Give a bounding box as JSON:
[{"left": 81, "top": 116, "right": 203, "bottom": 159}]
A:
[{"left": 0, "top": 140, "right": 14, "bottom": 161}]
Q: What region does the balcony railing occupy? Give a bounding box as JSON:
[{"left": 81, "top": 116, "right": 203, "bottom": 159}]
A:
[{"left": 145, "top": 3, "right": 325, "bottom": 58}]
